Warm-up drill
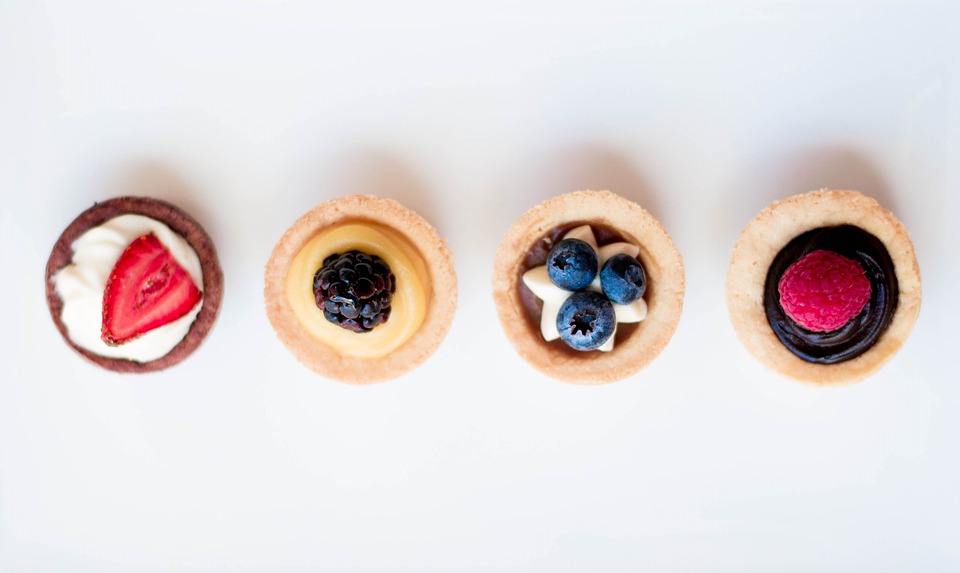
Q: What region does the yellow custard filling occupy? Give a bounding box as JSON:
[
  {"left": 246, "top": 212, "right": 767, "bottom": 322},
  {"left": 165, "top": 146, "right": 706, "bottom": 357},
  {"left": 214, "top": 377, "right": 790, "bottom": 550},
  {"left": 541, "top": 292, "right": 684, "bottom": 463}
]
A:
[{"left": 285, "top": 223, "right": 429, "bottom": 359}]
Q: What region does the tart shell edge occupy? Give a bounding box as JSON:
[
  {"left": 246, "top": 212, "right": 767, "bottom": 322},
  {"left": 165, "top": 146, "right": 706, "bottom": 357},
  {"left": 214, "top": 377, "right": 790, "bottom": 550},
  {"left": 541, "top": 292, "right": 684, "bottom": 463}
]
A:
[
  {"left": 725, "top": 189, "right": 921, "bottom": 385},
  {"left": 45, "top": 196, "right": 224, "bottom": 373},
  {"left": 492, "top": 190, "right": 685, "bottom": 384},
  {"left": 264, "top": 195, "right": 457, "bottom": 384}
]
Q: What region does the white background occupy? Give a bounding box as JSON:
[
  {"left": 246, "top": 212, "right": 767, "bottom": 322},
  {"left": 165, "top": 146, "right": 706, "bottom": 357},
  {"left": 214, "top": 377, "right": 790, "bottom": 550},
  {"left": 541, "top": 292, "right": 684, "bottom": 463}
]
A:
[{"left": 1, "top": 1, "right": 958, "bottom": 571}]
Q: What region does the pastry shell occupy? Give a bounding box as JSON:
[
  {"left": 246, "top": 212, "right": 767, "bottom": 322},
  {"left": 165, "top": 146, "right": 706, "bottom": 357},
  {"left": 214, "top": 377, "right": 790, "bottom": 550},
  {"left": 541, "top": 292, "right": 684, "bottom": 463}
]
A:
[
  {"left": 492, "top": 190, "right": 685, "bottom": 384},
  {"left": 264, "top": 195, "right": 457, "bottom": 383},
  {"left": 45, "top": 196, "right": 224, "bottom": 373},
  {"left": 726, "top": 189, "right": 921, "bottom": 384}
]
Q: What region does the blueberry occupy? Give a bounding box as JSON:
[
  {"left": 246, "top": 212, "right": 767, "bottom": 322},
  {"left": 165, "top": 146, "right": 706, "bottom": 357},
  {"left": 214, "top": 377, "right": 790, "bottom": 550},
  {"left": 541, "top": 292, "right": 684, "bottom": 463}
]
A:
[
  {"left": 547, "top": 239, "right": 598, "bottom": 290},
  {"left": 600, "top": 254, "right": 646, "bottom": 304},
  {"left": 556, "top": 291, "right": 615, "bottom": 351}
]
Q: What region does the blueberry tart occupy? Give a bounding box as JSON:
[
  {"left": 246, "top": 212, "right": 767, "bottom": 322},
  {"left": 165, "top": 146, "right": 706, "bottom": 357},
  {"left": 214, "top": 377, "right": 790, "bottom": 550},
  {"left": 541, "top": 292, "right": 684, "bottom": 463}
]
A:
[
  {"left": 492, "top": 190, "right": 685, "bottom": 384},
  {"left": 46, "top": 197, "right": 223, "bottom": 373},
  {"left": 264, "top": 195, "right": 457, "bottom": 383},
  {"left": 726, "top": 189, "right": 921, "bottom": 384}
]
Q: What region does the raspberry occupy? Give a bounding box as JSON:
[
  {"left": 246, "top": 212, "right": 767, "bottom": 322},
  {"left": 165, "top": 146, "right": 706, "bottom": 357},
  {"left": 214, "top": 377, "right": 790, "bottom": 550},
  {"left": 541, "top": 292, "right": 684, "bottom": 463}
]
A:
[{"left": 777, "top": 249, "right": 871, "bottom": 332}]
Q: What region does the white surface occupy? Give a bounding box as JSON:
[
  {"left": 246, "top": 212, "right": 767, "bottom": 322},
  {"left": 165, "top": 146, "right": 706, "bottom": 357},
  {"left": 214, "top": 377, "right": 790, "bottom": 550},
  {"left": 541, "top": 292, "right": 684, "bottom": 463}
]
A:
[{"left": 1, "top": 1, "right": 958, "bottom": 571}]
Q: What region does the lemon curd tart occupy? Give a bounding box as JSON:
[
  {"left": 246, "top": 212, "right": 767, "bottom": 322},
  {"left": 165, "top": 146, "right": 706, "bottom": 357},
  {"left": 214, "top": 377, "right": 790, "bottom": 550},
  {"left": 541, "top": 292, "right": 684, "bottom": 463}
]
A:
[{"left": 265, "top": 195, "right": 456, "bottom": 383}]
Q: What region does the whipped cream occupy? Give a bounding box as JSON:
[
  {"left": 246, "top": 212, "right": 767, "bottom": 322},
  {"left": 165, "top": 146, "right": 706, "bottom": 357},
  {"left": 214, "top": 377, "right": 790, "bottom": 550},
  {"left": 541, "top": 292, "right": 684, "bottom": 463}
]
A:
[
  {"left": 522, "top": 225, "right": 647, "bottom": 352},
  {"left": 54, "top": 214, "right": 204, "bottom": 363}
]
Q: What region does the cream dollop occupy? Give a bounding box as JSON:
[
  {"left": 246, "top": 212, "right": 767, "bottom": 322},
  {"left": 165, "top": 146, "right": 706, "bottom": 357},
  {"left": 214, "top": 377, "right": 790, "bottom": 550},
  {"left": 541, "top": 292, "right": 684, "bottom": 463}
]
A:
[
  {"left": 54, "top": 214, "right": 204, "bottom": 363},
  {"left": 522, "top": 225, "right": 647, "bottom": 352}
]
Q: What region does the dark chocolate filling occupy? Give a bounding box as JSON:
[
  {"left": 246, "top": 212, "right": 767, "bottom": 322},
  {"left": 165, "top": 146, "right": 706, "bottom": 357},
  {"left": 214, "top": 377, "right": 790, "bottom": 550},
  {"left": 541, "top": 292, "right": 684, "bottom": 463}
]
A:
[{"left": 763, "top": 225, "right": 898, "bottom": 364}]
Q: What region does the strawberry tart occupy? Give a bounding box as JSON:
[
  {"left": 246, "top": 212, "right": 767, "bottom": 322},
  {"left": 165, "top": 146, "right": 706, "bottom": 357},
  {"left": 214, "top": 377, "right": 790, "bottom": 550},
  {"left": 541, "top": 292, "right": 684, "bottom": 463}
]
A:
[{"left": 46, "top": 197, "right": 223, "bottom": 373}]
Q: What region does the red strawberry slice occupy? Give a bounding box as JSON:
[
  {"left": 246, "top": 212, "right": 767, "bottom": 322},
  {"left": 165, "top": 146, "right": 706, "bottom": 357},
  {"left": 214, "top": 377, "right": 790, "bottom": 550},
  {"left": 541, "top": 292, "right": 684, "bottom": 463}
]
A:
[{"left": 101, "top": 233, "right": 203, "bottom": 346}]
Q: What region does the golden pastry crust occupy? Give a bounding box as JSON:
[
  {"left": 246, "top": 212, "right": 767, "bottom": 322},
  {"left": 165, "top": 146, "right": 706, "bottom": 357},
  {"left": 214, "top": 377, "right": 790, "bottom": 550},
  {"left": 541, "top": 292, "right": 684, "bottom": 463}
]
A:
[
  {"left": 45, "top": 196, "right": 223, "bottom": 373},
  {"left": 492, "top": 190, "right": 685, "bottom": 384},
  {"left": 264, "top": 195, "right": 457, "bottom": 384},
  {"left": 726, "top": 189, "right": 921, "bottom": 385}
]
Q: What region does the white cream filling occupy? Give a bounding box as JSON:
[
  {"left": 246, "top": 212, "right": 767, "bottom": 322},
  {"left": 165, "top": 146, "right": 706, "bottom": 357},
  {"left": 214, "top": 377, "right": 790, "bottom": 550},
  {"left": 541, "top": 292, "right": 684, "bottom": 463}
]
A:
[
  {"left": 522, "top": 225, "right": 647, "bottom": 352},
  {"left": 54, "top": 214, "right": 204, "bottom": 363}
]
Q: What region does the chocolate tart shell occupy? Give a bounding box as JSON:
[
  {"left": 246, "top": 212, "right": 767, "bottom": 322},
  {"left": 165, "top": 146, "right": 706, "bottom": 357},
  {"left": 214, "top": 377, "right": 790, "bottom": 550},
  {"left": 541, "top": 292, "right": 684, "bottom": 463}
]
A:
[{"left": 46, "top": 196, "right": 224, "bottom": 373}]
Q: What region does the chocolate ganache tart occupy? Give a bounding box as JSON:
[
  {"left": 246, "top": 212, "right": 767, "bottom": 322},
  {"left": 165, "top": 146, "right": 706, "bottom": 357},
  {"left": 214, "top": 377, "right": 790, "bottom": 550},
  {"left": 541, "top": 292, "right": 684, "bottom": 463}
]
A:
[
  {"left": 265, "top": 195, "right": 457, "bottom": 383},
  {"left": 493, "top": 190, "right": 685, "bottom": 384},
  {"left": 726, "top": 189, "right": 921, "bottom": 384}
]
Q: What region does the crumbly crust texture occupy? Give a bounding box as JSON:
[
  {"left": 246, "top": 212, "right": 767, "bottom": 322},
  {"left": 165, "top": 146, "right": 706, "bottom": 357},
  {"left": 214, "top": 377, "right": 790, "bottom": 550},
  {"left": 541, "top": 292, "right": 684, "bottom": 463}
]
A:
[
  {"left": 46, "top": 196, "right": 224, "bottom": 373},
  {"left": 726, "top": 189, "right": 921, "bottom": 385},
  {"left": 264, "top": 195, "right": 457, "bottom": 384},
  {"left": 492, "top": 190, "right": 685, "bottom": 384}
]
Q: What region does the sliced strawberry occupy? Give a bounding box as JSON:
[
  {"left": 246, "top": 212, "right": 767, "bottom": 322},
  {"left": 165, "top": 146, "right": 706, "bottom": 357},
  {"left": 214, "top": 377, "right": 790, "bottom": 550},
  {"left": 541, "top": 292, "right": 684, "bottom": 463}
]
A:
[{"left": 101, "top": 233, "right": 203, "bottom": 346}]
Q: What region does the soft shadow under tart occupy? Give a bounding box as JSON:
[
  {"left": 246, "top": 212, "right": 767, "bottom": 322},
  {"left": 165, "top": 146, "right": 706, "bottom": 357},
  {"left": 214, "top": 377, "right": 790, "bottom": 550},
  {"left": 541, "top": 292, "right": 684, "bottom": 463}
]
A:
[
  {"left": 726, "top": 189, "right": 921, "bottom": 385},
  {"left": 264, "top": 195, "right": 457, "bottom": 384},
  {"left": 45, "top": 196, "right": 224, "bottom": 373},
  {"left": 492, "top": 190, "right": 685, "bottom": 384}
]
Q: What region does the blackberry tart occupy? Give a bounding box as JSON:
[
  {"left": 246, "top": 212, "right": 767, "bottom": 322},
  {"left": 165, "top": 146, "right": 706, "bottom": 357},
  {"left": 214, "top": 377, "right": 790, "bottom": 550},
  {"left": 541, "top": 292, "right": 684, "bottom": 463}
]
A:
[
  {"left": 264, "top": 195, "right": 457, "bottom": 383},
  {"left": 492, "top": 190, "right": 685, "bottom": 384},
  {"left": 726, "top": 189, "right": 921, "bottom": 384},
  {"left": 46, "top": 197, "right": 223, "bottom": 373}
]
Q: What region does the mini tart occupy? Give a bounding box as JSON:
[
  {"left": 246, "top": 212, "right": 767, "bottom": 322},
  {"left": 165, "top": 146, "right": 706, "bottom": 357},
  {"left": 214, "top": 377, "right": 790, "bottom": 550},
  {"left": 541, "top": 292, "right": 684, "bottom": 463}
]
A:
[
  {"left": 45, "top": 196, "right": 224, "bottom": 373},
  {"left": 264, "top": 195, "right": 457, "bottom": 384},
  {"left": 492, "top": 190, "right": 685, "bottom": 384},
  {"left": 726, "top": 189, "right": 921, "bottom": 385}
]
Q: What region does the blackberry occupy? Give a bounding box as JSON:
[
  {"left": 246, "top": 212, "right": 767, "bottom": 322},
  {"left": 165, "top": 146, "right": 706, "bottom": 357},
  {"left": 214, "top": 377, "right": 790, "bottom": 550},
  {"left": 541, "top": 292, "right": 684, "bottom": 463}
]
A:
[{"left": 313, "top": 250, "right": 395, "bottom": 333}]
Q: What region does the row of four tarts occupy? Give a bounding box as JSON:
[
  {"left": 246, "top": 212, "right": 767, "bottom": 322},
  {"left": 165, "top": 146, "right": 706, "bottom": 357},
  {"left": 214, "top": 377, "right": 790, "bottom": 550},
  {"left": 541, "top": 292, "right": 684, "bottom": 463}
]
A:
[{"left": 45, "top": 190, "right": 921, "bottom": 385}]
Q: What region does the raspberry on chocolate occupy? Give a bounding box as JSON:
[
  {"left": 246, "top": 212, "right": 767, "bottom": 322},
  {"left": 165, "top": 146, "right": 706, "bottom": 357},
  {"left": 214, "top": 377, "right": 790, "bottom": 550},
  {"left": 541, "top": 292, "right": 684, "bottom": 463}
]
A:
[{"left": 778, "top": 249, "right": 872, "bottom": 332}]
